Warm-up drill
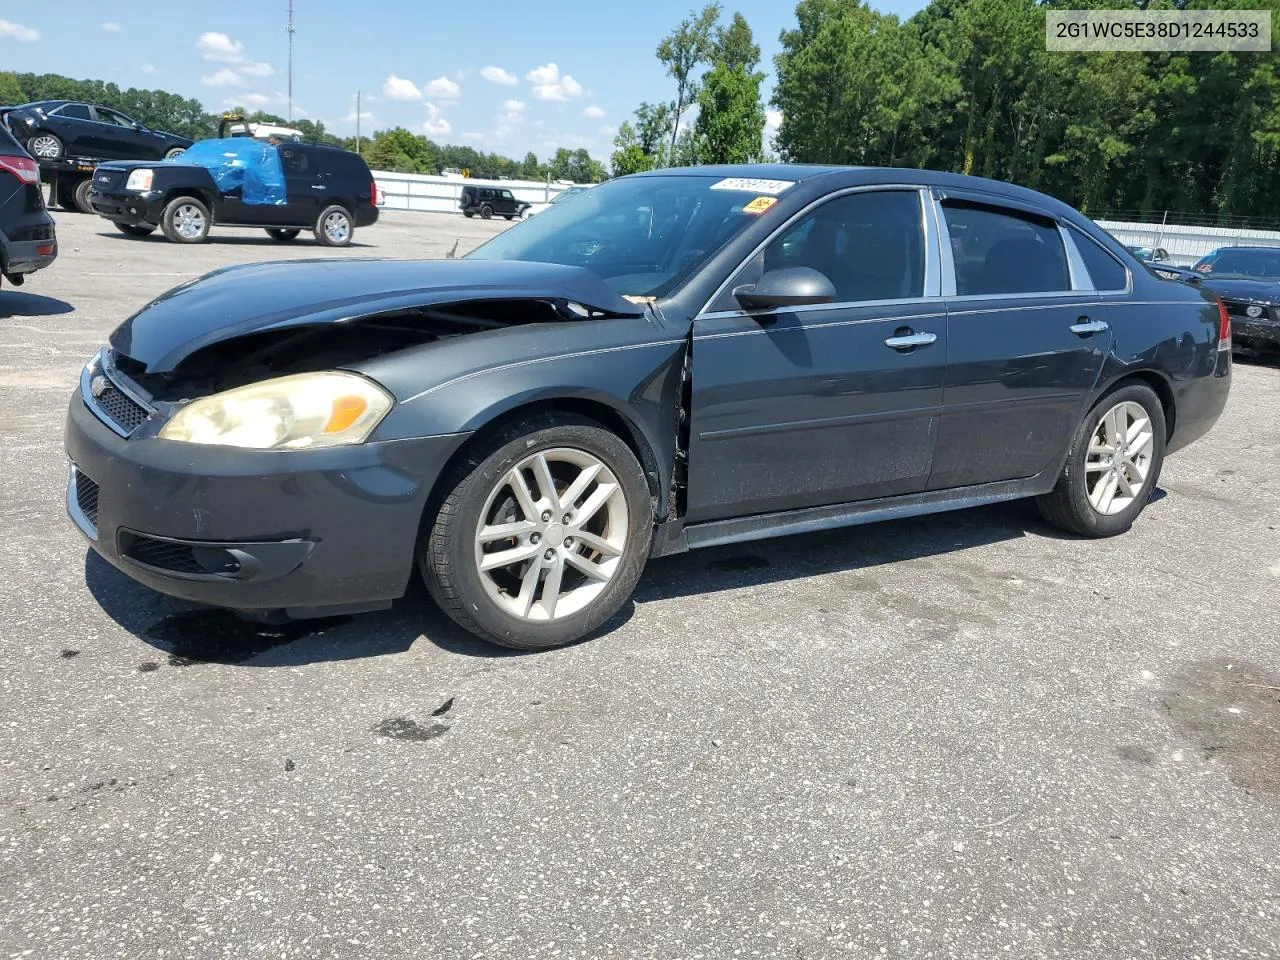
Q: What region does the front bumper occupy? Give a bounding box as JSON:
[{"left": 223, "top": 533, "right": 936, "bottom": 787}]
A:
[
  {"left": 1230, "top": 315, "right": 1280, "bottom": 347},
  {"left": 65, "top": 390, "right": 469, "bottom": 618},
  {"left": 87, "top": 189, "right": 159, "bottom": 225}
]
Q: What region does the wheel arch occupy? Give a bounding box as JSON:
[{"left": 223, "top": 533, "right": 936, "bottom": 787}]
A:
[
  {"left": 1097, "top": 368, "right": 1176, "bottom": 441},
  {"left": 162, "top": 187, "right": 216, "bottom": 210}
]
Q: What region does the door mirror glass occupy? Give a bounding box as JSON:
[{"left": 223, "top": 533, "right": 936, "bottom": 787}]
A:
[{"left": 734, "top": 266, "right": 837, "bottom": 311}]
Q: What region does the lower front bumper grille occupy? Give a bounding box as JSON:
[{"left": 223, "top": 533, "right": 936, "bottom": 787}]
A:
[{"left": 67, "top": 466, "right": 99, "bottom": 541}]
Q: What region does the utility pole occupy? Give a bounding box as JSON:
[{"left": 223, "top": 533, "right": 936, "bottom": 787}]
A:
[
  {"left": 287, "top": 0, "right": 295, "bottom": 123},
  {"left": 355, "top": 90, "right": 361, "bottom": 153}
]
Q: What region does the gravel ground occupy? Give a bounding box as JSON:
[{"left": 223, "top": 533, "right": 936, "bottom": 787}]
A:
[{"left": 1, "top": 208, "right": 1278, "bottom": 960}]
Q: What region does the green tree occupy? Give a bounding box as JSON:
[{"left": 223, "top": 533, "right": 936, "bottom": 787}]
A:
[
  {"left": 611, "top": 123, "right": 653, "bottom": 176},
  {"left": 0, "top": 71, "right": 28, "bottom": 105},
  {"left": 693, "top": 12, "right": 766, "bottom": 164},
  {"left": 656, "top": 4, "right": 722, "bottom": 161},
  {"left": 361, "top": 127, "right": 439, "bottom": 173}
]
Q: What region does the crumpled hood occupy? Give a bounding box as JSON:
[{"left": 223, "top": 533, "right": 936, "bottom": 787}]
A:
[
  {"left": 1199, "top": 276, "right": 1280, "bottom": 304},
  {"left": 108, "top": 258, "right": 643, "bottom": 373}
]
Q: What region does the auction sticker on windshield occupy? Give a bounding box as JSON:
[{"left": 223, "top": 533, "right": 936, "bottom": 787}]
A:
[
  {"left": 710, "top": 178, "right": 795, "bottom": 194},
  {"left": 743, "top": 196, "right": 779, "bottom": 214}
]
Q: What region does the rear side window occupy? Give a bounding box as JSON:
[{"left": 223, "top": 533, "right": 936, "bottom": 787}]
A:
[
  {"left": 279, "top": 147, "right": 312, "bottom": 175},
  {"left": 319, "top": 149, "right": 372, "bottom": 181},
  {"left": 54, "top": 104, "right": 92, "bottom": 121},
  {"left": 944, "top": 202, "right": 1071, "bottom": 295},
  {"left": 1069, "top": 227, "right": 1128, "bottom": 291}
]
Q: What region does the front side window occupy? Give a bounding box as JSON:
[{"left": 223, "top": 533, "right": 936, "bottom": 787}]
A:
[
  {"left": 501, "top": 190, "right": 514, "bottom": 200},
  {"left": 98, "top": 108, "right": 136, "bottom": 128},
  {"left": 944, "top": 202, "right": 1071, "bottom": 296},
  {"left": 54, "top": 104, "right": 91, "bottom": 121},
  {"left": 761, "top": 190, "right": 925, "bottom": 302},
  {"left": 465, "top": 174, "right": 774, "bottom": 298}
]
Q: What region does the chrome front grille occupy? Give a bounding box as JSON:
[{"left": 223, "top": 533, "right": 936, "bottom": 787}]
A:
[{"left": 82, "top": 350, "right": 153, "bottom": 437}]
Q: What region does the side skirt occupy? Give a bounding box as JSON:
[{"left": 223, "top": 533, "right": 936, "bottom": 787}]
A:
[{"left": 648, "top": 471, "right": 1058, "bottom": 558}]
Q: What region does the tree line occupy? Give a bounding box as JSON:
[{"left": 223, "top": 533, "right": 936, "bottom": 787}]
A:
[{"left": 0, "top": 70, "right": 605, "bottom": 182}]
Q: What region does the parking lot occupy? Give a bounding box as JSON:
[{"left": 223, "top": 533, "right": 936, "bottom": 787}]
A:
[{"left": 1, "top": 209, "right": 1278, "bottom": 959}]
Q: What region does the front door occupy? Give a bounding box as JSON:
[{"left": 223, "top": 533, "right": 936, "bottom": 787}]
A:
[
  {"left": 926, "top": 197, "right": 1112, "bottom": 489},
  {"left": 685, "top": 188, "right": 948, "bottom": 524}
]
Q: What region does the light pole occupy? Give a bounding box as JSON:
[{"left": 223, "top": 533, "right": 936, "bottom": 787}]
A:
[{"left": 286, "top": 0, "right": 295, "bottom": 123}]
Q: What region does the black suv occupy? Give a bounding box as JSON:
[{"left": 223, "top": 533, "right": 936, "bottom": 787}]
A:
[
  {"left": 0, "top": 123, "right": 57, "bottom": 290},
  {"left": 460, "top": 185, "right": 530, "bottom": 220},
  {"left": 1, "top": 101, "right": 192, "bottom": 162},
  {"left": 87, "top": 140, "right": 380, "bottom": 245}
]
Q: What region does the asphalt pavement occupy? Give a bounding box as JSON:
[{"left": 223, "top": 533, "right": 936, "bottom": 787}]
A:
[{"left": 1, "top": 209, "right": 1278, "bottom": 960}]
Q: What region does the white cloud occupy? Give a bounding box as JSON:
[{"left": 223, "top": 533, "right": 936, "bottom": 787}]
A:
[
  {"left": 502, "top": 99, "right": 525, "bottom": 114},
  {"left": 481, "top": 65, "right": 518, "bottom": 86},
  {"left": 424, "top": 102, "right": 451, "bottom": 136},
  {"left": 527, "top": 63, "right": 584, "bottom": 102},
  {"left": 0, "top": 20, "right": 40, "bottom": 42},
  {"left": 201, "top": 68, "right": 244, "bottom": 88},
  {"left": 343, "top": 108, "right": 375, "bottom": 124},
  {"left": 141, "top": 64, "right": 157, "bottom": 74},
  {"left": 425, "top": 76, "right": 460, "bottom": 100},
  {"left": 765, "top": 109, "right": 783, "bottom": 131},
  {"left": 100, "top": 22, "right": 122, "bottom": 33},
  {"left": 382, "top": 74, "right": 422, "bottom": 101},
  {"left": 583, "top": 105, "right": 605, "bottom": 119},
  {"left": 237, "top": 93, "right": 273, "bottom": 107},
  {"left": 461, "top": 132, "right": 487, "bottom": 144},
  {"left": 238, "top": 60, "right": 275, "bottom": 78},
  {"left": 196, "top": 31, "right": 244, "bottom": 62},
  {"left": 600, "top": 124, "right": 616, "bottom": 136}
]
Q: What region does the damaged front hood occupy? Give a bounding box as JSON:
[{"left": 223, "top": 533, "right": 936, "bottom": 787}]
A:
[{"left": 109, "top": 258, "right": 643, "bottom": 373}]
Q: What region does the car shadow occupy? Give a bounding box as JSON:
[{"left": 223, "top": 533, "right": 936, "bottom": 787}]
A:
[
  {"left": 80, "top": 492, "right": 1143, "bottom": 667},
  {"left": 1232, "top": 348, "right": 1280, "bottom": 370},
  {"left": 0, "top": 291, "right": 74, "bottom": 317},
  {"left": 93, "top": 231, "right": 374, "bottom": 249}
]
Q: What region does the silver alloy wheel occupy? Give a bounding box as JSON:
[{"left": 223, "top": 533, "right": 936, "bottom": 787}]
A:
[
  {"left": 172, "top": 203, "right": 206, "bottom": 239},
  {"left": 474, "top": 447, "right": 629, "bottom": 622},
  {"left": 323, "top": 211, "right": 351, "bottom": 244},
  {"left": 29, "top": 135, "right": 59, "bottom": 159},
  {"left": 1085, "top": 400, "right": 1155, "bottom": 515}
]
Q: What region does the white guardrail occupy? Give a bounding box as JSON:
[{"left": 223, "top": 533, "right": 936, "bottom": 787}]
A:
[
  {"left": 1096, "top": 219, "right": 1280, "bottom": 267},
  {"left": 371, "top": 171, "right": 576, "bottom": 214}
]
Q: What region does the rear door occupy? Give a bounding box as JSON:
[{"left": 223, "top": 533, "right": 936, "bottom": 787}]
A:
[
  {"left": 926, "top": 193, "right": 1111, "bottom": 490},
  {"left": 47, "top": 103, "right": 96, "bottom": 156},
  {"left": 277, "top": 145, "right": 325, "bottom": 226}
]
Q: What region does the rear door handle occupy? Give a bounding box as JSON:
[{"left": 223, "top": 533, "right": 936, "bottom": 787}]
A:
[
  {"left": 310, "top": 184, "right": 327, "bottom": 190},
  {"left": 884, "top": 332, "right": 938, "bottom": 351},
  {"left": 1069, "top": 318, "right": 1109, "bottom": 336}
]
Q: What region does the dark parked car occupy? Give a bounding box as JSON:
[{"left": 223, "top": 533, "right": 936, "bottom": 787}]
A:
[
  {"left": 65, "top": 164, "right": 1231, "bottom": 650},
  {"left": 460, "top": 184, "right": 529, "bottom": 219},
  {"left": 1, "top": 101, "right": 192, "bottom": 162},
  {"left": 0, "top": 122, "right": 56, "bottom": 290},
  {"left": 1127, "top": 244, "right": 1170, "bottom": 263},
  {"left": 87, "top": 138, "right": 379, "bottom": 245},
  {"left": 1190, "top": 245, "right": 1280, "bottom": 349}
]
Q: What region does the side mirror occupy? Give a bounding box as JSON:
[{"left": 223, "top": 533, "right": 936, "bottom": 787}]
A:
[{"left": 733, "top": 266, "right": 837, "bottom": 311}]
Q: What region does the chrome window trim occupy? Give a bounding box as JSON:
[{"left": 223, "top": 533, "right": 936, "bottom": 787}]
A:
[
  {"left": 946, "top": 299, "right": 1103, "bottom": 316},
  {"left": 695, "top": 184, "right": 935, "bottom": 321},
  {"left": 697, "top": 306, "right": 947, "bottom": 334},
  {"left": 1064, "top": 224, "right": 1133, "bottom": 295},
  {"left": 1059, "top": 225, "right": 1091, "bottom": 291}
]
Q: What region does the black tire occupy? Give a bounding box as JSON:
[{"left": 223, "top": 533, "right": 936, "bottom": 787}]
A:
[
  {"left": 503, "top": 214, "right": 514, "bottom": 221},
  {"left": 1036, "top": 382, "right": 1167, "bottom": 538},
  {"left": 114, "top": 222, "right": 156, "bottom": 237},
  {"left": 27, "top": 132, "right": 63, "bottom": 161},
  {"left": 73, "top": 178, "right": 95, "bottom": 215},
  {"left": 266, "top": 228, "right": 301, "bottom": 242},
  {"left": 419, "top": 413, "right": 654, "bottom": 650},
  {"left": 479, "top": 203, "right": 493, "bottom": 220},
  {"left": 314, "top": 205, "right": 353, "bottom": 247},
  {"left": 463, "top": 210, "right": 475, "bottom": 218},
  {"left": 160, "top": 196, "right": 211, "bottom": 243}
]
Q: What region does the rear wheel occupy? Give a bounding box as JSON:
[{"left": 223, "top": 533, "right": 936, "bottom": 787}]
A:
[
  {"left": 28, "top": 133, "right": 63, "bottom": 160},
  {"left": 463, "top": 210, "right": 475, "bottom": 219},
  {"left": 314, "top": 205, "right": 353, "bottom": 246},
  {"left": 163, "top": 147, "right": 186, "bottom": 160},
  {"left": 419, "top": 413, "right": 653, "bottom": 650},
  {"left": 503, "top": 214, "right": 514, "bottom": 221},
  {"left": 479, "top": 203, "right": 493, "bottom": 220},
  {"left": 1036, "top": 383, "right": 1166, "bottom": 537},
  {"left": 114, "top": 222, "right": 155, "bottom": 237},
  {"left": 73, "top": 178, "right": 95, "bottom": 214},
  {"left": 160, "top": 196, "right": 211, "bottom": 243},
  {"left": 266, "top": 228, "right": 301, "bottom": 242}
]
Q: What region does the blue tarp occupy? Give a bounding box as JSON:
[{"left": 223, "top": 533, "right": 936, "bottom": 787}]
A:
[{"left": 165, "top": 137, "right": 286, "bottom": 206}]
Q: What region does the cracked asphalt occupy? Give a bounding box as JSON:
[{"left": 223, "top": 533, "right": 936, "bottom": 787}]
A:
[{"left": 1, "top": 209, "right": 1278, "bottom": 960}]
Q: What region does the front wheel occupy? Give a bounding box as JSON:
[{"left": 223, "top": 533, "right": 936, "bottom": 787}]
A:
[
  {"left": 314, "top": 205, "right": 353, "bottom": 246},
  {"left": 114, "top": 222, "right": 156, "bottom": 237},
  {"left": 266, "top": 228, "right": 301, "bottom": 242},
  {"left": 160, "top": 196, "right": 211, "bottom": 243},
  {"left": 420, "top": 414, "right": 654, "bottom": 650},
  {"left": 1036, "top": 383, "right": 1167, "bottom": 537}
]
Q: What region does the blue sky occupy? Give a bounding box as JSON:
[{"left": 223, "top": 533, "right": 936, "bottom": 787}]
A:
[{"left": 0, "top": 0, "right": 928, "bottom": 162}]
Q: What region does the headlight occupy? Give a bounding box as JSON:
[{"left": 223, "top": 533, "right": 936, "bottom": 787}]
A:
[
  {"left": 1246, "top": 304, "right": 1264, "bottom": 318},
  {"left": 158, "top": 371, "right": 393, "bottom": 450},
  {"left": 125, "top": 169, "right": 154, "bottom": 191}
]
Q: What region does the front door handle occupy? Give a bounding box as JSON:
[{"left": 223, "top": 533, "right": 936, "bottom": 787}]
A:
[
  {"left": 884, "top": 332, "right": 938, "bottom": 351},
  {"left": 1069, "top": 318, "right": 1109, "bottom": 336}
]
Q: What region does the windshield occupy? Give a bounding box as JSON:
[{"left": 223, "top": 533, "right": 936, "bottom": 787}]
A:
[
  {"left": 465, "top": 175, "right": 781, "bottom": 298},
  {"left": 1205, "top": 249, "right": 1280, "bottom": 279}
]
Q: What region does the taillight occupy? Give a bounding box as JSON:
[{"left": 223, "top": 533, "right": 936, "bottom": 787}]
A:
[
  {"left": 370, "top": 180, "right": 378, "bottom": 206},
  {"left": 0, "top": 155, "right": 40, "bottom": 184},
  {"left": 1216, "top": 295, "right": 1231, "bottom": 349}
]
